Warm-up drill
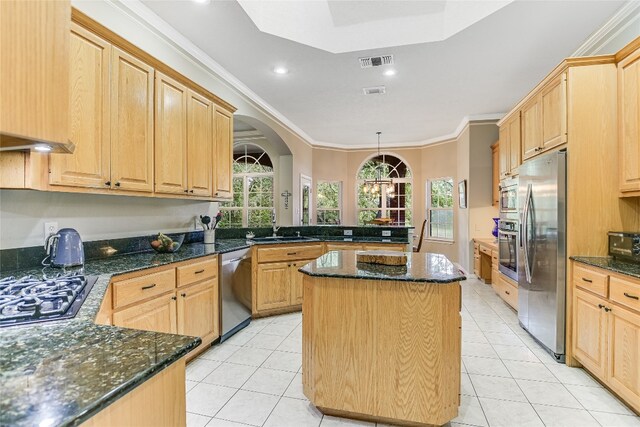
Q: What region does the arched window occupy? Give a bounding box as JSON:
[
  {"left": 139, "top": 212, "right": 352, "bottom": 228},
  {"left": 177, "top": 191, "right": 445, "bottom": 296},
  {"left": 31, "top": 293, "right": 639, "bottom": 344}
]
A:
[
  {"left": 356, "top": 154, "right": 412, "bottom": 226},
  {"left": 219, "top": 143, "right": 274, "bottom": 228}
]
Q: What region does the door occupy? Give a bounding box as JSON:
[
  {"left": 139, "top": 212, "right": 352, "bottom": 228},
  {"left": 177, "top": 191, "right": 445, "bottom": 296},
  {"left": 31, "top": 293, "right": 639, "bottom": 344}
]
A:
[
  {"left": 508, "top": 114, "right": 521, "bottom": 175},
  {"left": 540, "top": 74, "right": 567, "bottom": 151},
  {"left": 300, "top": 174, "right": 312, "bottom": 225},
  {"left": 498, "top": 125, "right": 510, "bottom": 179},
  {"left": 213, "top": 105, "right": 233, "bottom": 199},
  {"left": 608, "top": 306, "right": 640, "bottom": 405},
  {"left": 50, "top": 24, "right": 111, "bottom": 189},
  {"left": 155, "top": 72, "right": 188, "bottom": 195},
  {"left": 110, "top": 47, "right": 154, "bottom": 192},
  {"left": 177, "top": 280, "right": 218, "bottom": 341},
  {"left": 256, "top": 262, "right": 291, "bottom": 311},
  {"left": 187, "top": 90, "right": 213, "bottom": 197},
  {"left": 521, "top": 96, "right": 541, "bottom": 161},
  {"left": 519, "top": 150, "right": 566, "bottom": 356},
  {"left": 572, "top": 288, "right": 608, "bottom": 379},
  {"left": 290, "top": 260, "right": 314, "bottom": 305},
  {"left": 113, "top": 293, "right": 177, "bottom": 334},
  {"left": 618, "top": 50, "right": 640, "bottom": 193}
]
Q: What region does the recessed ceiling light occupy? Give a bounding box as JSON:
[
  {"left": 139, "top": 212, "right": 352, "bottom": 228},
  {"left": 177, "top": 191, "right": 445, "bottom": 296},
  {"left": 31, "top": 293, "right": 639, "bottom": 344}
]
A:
[
  {"left": 34, "top": 144, "right": 52, "bottom": 152},
  {"left": 273, "top": 66, "right": 289, "bottom": 75},
  {"left": 383, "top": 69, "right": 396, "bottom": 76}
]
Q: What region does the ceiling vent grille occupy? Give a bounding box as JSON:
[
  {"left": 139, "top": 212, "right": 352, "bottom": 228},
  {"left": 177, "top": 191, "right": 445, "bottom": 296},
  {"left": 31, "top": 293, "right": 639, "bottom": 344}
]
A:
[
  {"left": 363, "top": 86, "right": 386, "bottom": 95},
  {"left": 359, "top": 54, "right": 394, "bottom": 68}
]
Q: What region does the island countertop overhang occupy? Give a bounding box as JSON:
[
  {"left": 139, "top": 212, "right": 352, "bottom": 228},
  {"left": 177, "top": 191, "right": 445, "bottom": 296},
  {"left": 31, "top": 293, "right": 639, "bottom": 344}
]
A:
[{"left": 299, "top": 251, "right": 465, "bottom": 283}]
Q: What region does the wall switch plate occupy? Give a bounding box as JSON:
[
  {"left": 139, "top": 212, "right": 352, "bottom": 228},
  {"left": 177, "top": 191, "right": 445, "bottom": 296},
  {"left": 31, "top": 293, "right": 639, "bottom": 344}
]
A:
[
  {"left": 344, "top": 230, "right": 353, "bottom": 236},
  {"left": 44, "top": 222, "right": 58, "bottom": 242},
  {"left": 382, "top": 230, "right": 391, "bottom": 237}
]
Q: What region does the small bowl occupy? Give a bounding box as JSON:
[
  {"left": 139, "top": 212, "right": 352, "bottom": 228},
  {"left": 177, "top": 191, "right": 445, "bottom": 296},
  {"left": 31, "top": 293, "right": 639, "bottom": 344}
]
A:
[{"left": 149, "top": 233, "right": 185, "bottom": 253}]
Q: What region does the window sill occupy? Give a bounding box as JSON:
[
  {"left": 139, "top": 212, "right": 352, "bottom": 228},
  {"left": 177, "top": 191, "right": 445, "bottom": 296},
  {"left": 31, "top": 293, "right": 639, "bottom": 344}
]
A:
[{"left": 424, "top": 238, "right": 455, "bottom": 245}]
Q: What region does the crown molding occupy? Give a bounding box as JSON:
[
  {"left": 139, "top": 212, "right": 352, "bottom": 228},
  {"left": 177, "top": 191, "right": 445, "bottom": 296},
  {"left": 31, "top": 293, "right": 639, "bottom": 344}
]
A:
[{"left": 572, "top": 1, "right": 640, "bottom": 56}]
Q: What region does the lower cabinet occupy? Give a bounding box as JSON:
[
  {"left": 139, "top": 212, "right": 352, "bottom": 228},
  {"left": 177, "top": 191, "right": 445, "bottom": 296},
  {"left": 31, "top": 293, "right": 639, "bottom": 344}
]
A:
[
  {"left": 256, "top": 262, "right": 291, "bottom": 311},
  {"left": 113, "top": 293, "right": 178, "bottom": 334},
  {"left": 177, "top": 279, "right": 218, "bottom": 343},
  {"left": 492, "top": 273, "right": 518, "bottom": 310},
  {"left": 571, "top": 262, "right": 640, "bottom": 413}
]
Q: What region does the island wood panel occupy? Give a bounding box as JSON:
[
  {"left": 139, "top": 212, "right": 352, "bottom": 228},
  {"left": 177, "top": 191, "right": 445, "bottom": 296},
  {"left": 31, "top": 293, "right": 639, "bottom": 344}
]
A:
[
  {"left": 0, "top": 0, "right": 70, "bottom": 145},
  {"left": 187, "top": 90, "right": 214, "bottom": 197},
  {"left": 50, "top": 23, "right": 111, "bottom": 189},
  {"left": 303, "top": 276, "right": 461, "bottom": 426},
  {"left": 110, "top": 47, "right": 154, "bottom": 192},
  {"left": 155, "top": 72, "right": 188, "bottom": 195},
  {"left": 82, "top": 358, "right": 186, "bottom": 427}
]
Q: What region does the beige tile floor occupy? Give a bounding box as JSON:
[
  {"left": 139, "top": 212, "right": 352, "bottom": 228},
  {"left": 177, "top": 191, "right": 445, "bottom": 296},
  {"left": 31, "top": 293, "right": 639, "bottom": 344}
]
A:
[{"left": 185, "top": 278, "right": 640, "bottom": 427}]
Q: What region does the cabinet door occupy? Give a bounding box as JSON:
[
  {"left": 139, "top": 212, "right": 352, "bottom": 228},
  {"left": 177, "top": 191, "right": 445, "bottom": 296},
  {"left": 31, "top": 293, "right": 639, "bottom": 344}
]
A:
[
  {"left": 187, "top": 90, "right": 213, "bottom": 197},
  {"left": 607, "top": 306, "right": 640, "bottom": 407},
  {"left": 491, "top": 143, "right": 499, "bottom": 206},
  {"left": 177, "top": 279, "right": 219, "bottom": 341},
  {"left": 290, "top": 259, "right": 314, "bottom": 305},
  {"left": 572, "top": 288, "right": 608, "bottom": 379},
  {"left": 498, "top": 124, "right": 510, "bottom": 179},
  {"left": 50, "top": 24, "right": 111, "bottom": 189},
  {"left": 256, "top": 262, "right": 291, "bottom": 311},
  {"left": 0, "top": 0, "right": 69, "bottom": 144},
  {"left": 110, "top": 47, "right": 154, "bottom": 192},
  {"left": 213, "top": 105, "right": 233, "bottom": 199},
  {"left": 155, "top": 72, "right": 188, "bottom": 195},
  {"left": 113, "top": 293, "right": 177, "bottom": 334},
  {"left": 540, "top": 74, "right": 567, "bottom": 151},
  {"left": 521, "top": 96, "right": 541, "bottom": 161},
  {"left": 508, "top": 114, "right": 521, "bottom": 176},
  {"left": 618, "top": 50, "right": 640, "bottom": 193}
]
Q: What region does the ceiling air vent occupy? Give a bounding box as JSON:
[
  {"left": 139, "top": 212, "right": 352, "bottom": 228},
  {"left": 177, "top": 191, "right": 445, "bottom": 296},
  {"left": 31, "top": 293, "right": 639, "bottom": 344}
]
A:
[
  {"left": 363, "top": 86, "right": 386, "bottom": 95},
  {"left": 359, "top": 54, "right": 394, "bottom": 68}
]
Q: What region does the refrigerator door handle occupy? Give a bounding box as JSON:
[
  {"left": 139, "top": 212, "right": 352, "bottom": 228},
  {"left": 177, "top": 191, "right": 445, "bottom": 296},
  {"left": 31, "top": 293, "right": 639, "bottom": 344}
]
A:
[{"left": 523, "top": 183, "right": 533, "bottom": 284}]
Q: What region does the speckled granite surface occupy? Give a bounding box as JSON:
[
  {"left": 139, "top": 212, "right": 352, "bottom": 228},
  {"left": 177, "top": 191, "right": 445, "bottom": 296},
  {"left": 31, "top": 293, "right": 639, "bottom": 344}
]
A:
[
  {"left": 0, "top": 237, "right": 409, "bottom": 426},
  {"left": 571, "top": 256, "right": 640, "bottom": 280},
  {"left": 300, "top": 251, "right": 465, "bottom": 283}
]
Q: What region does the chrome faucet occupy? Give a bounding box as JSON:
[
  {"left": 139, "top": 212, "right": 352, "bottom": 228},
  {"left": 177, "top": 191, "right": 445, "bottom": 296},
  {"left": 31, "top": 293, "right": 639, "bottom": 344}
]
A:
[{"left": 272, "top": 209, "right": 280, "bottom": 237}]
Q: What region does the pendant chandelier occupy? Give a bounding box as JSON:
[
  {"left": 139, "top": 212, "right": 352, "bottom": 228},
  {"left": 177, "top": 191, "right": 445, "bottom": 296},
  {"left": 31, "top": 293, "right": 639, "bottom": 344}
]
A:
[{"left": 362, "top": 132, "right": 395, "bottom": 197}]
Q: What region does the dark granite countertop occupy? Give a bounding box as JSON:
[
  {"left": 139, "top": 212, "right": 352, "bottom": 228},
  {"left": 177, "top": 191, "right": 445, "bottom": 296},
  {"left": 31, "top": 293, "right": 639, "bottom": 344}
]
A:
[
  {"left": 299, "top": 251, "right": 465, "bottom": 283},
  {"left": 0, "top": 236, "right": 410, "bottom": 426},
  {"left": 570, "top": 256, "right": 640, "bottom": 280}
]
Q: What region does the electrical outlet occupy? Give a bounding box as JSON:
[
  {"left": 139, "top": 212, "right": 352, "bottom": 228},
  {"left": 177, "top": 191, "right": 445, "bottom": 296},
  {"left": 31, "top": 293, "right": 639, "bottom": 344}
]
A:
[
  {"left": 344, "top": 230, "right": 353, "bottom": 236},
  {"left": 44, "top": 222, "right": 58, "bottom": 242},
  {"left": 382, "top": 230, "right": 391, "bottom": 237}
]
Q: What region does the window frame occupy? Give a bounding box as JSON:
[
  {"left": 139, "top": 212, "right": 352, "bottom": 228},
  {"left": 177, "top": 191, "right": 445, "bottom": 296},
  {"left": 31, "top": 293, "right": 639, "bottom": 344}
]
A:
[
  {"left": 426, "top": 177, "right": 455, "bottom": 242},
  {"left": 316, "top": 180, "right": 343, "bottom": 225}
]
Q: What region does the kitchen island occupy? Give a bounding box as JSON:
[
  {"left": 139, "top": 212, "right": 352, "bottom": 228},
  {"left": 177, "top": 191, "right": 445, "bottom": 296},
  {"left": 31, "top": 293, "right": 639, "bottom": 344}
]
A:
[{"left": 300, "top": 251, "right": 465, "bottom": 426}]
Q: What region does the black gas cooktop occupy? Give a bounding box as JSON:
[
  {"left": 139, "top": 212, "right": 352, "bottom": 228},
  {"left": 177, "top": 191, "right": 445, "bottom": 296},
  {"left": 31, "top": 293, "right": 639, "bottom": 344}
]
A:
[{"left": 0, "top": 273, "right": 96, "bottom": 327}]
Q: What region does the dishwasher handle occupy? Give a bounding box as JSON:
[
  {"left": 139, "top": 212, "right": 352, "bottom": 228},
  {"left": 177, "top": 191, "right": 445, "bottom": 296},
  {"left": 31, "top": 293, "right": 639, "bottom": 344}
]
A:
[{"left": 222, "top": 255, "right": 248, "bottom": 266}]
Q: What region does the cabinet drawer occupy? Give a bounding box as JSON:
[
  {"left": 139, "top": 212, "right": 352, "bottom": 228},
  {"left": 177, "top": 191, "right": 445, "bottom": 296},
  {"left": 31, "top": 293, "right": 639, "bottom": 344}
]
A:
[
  {"left": 177, "top": 258, "right": 217, "bottom": 287},
  {"left": 113, "top": 269, "right": 176, "bottom": 309},
  {"left": 610, "top": 276, "right": 640, "bottom": 313},
  {"left": 361, "top": 243, "right": 405, "bottom": 252},
  {"left": 480, "top": 245, "right": 492, "bottom": 256},
  {"left": 258, "top": 244, "right": 323, "bottom": 263},
  {"left": 574, "top": 265, "right": 608, "bottom": 297},
  {"left": 326, "top": 243, "right": 364, "bottom": 251}
]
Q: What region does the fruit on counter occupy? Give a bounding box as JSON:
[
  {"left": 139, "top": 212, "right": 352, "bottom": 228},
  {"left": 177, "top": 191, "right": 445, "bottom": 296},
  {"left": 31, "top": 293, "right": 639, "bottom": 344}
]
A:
[
  {"left": 151, "top": 240, "right": 162, "bottom": 249},
  {"left": 153, "top": 233, "right": 178, "bottom": 252}
]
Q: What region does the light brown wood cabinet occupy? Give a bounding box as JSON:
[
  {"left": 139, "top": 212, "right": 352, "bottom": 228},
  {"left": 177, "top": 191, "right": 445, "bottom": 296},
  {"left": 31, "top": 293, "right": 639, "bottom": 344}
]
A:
[
  {"left": 113, "top": 293, "right": 178, "bottom": 335},
  {"left": 155, "top": 72, "right": 188, "bottom": 195},
  {"left": 491, "top": 142, "right": 499, "bottom": 206},
  {"left": 1, "top": 0, "right": 70, "bottom": 146},
  {"left": 256, "top": 262, "right": 291, "bottom": 312},
  {"left": 521, "top": 74, "right": 567, "bottom": 162},
  {"left": 187, "top": 90, "right": 214, "bottom": 197},
  {"left": 618, "top": 48, "right": 640, "bottom": 196},
  {"left": 571, "top": 262, "right": 640, "bottom": 413},
  {"left": 498, "top": 113, "right": 521, "bottom": 178},
  {"left": 213, "top": 106, "right": 234, "bottom": 199},
  {"left": 50, "top": 23, "right": 111, "bottom": 189},
  {"left": 177, "top": 280, "right": 218, "bottom": 343}
]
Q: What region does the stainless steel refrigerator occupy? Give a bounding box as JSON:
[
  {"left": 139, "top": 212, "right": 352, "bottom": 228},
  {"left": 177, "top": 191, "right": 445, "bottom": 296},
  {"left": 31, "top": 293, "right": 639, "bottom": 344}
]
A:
[{"left": 518, "top": 150, "right": 566, "bottom": 362}]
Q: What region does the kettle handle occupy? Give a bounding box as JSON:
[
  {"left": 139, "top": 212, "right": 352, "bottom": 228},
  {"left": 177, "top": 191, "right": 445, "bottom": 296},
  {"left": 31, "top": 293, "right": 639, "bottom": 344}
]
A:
[{"left": 44, "top": 233, "right": 60, "bottom": 254}]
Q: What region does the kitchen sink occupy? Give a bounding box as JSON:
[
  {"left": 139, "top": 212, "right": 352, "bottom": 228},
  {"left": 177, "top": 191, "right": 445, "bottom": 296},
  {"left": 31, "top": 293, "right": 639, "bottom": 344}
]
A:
[{"left": 252, "top": 236, "right": 315, "bottom": 242}]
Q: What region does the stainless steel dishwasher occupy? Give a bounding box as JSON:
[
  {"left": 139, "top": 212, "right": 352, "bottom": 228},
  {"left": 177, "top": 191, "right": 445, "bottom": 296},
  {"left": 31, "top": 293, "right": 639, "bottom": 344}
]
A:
[{"left": 220, "top": 247, "right": 252, "bottom": 342}]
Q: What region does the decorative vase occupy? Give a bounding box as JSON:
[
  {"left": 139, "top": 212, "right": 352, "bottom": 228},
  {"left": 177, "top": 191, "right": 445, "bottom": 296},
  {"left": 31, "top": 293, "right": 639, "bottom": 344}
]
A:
[
  {"left": 204, "top": 229, "right": 216, "bottom": 244},
  {"left": 491, "top": 218, "right": 499, "bottom": 239}
]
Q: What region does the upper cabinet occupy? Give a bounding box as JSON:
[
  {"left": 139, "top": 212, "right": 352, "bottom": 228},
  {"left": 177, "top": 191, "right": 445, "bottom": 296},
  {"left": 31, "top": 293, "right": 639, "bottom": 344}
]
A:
[
  {"left": 491, "top": 142, "right": 499, "bottom": 206},
  {"left": 498, "top": 112, "right": 520, "bottom": 179},
  {"left": 0, "top": 0, "right": 70, "bottom": 145},
  {"left": 618, "top": 47, "right": 640, "bottom": 196},
  {"left": 213, "top": 106, "right": 234, "bottom": 199},
  {"left": 187, "top": 91, "right": 214, "bottom": 197}
]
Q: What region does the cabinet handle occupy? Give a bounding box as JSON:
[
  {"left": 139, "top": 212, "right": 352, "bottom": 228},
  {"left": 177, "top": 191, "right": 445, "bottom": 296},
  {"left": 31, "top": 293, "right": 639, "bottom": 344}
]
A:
[
  {"left": 215, "top": 192, "right": 219, "bottom": 196},
  {"left": 505, "top": 290, "right": 510, "bottom": 295},
  {"left": 604, "top": 307, "right": 612, "bottom": 312},
  {"left": 194, "top": 269, "right": 205, "bottom": 274},
  {"left": 623, "top": 292, "right": 639, "bottom": 300},
  {"left": 171, "top": 296, "right": 177, "bottom": 301},
  {"left": 189, "top": 189, "right": 194, "bottom": 193},
  {"left": 582, "top": 277, "right": 593, "bottom": 283},
  {"left": 184, "top": 189, "right": 189, "bottom": 193},
  {"left": 598, "top": 304, "right": 605, "bottom": 309},
  {"left": 287, "top": 252, "right": 298, "bottom": 256},
  {"left": 114, "top": 182, "right": 121, "bottom": 187},
  {"left": 141, "top": 283, "right": 156, "bottom": 290},
  {"left": 181, "top": 293, "right": 186, "bottom": 298},
  {"left": 105, "top": 181, "right": 111, "bottom": 187}
]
